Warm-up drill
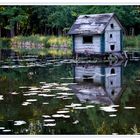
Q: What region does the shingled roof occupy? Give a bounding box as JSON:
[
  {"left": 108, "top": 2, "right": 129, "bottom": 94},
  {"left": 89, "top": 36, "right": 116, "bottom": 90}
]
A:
[{"left": 68, "top": 13, "right": 121, "bottom": 35}]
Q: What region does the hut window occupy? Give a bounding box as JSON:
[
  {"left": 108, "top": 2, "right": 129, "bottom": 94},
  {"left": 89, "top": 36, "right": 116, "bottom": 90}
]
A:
[
  {"left": 83, "top": 36, "right": 93, "bottom": 44},
  {"left": 111, "top": 90, "right": 115, "bottom": 96},
  {"left": 110, "top": 68, "right": 115, "bottom": 74},
  {"left": 110, "top": 23, "right": 114, "bottom": 29},
  {"left": 110, "top": 34, "right": 113, "bottom": 38},
  {"left": 110, "top": 45, "right": 115, "bottom": 50}
]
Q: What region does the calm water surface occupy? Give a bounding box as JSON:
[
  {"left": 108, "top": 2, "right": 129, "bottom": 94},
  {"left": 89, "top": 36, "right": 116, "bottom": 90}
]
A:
[{"left": 0, "top": 54, "right": 140, "bottom": 135}]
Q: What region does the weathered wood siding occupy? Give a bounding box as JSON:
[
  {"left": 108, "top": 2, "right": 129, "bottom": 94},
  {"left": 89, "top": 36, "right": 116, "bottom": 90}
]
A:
[
  {"left": 74, "top": 35, "right": 101, "bottom": 54},
  {"left": 105, "top": 17, "right": 122, "bottom": 53}
]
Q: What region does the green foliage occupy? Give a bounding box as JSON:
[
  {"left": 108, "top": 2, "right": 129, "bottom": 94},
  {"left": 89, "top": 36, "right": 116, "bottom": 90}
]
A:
[
  {"left": 1, "top": 6, "right": 140, "bottom": 37},
  {"left": 0, "top": 38, "right": 11, "bottom": 48},
  {"left": 124, "top": 35, "right": 140, "bottom": 51}
]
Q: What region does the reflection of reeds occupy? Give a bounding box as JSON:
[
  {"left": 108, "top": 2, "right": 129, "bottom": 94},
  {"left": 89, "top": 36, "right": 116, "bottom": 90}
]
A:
[{"left": 131, "top": 124, "right": 140, "bottom": 135}]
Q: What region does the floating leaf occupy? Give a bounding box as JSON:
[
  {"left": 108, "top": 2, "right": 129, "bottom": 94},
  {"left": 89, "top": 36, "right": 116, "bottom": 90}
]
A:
[
  {"left": 26, "top": 99, "right": 37, "bottom": 102},
  {"left": 109, "top": 114, "right": 117, "bottom": 117},
  {"left": 22, "top": 102, "right": 31, "bottom": 106},
  {"left": 56, "top": 87, "right": 71, "bottom": 91},
  {"left": 0, "top": 127, "right": 5, "bottom": 130},
  {"left": 86, "top": 105, "right": 95, "bottom": 108},
  {"left": 65, "top": 103, "right": 82, "bottom": 108},
  {"left": 72, "top": 120, "right": 79, "bottom": 124},
  {"left": 29, "top": 87, "right": 40, "bottom": 91},
  {"left": 74, "top": 106, "right": 87, "bottom": 110},
  {"left": 52, "top": 114, "right": 64, "bottom": 118},
  {"left": 57, "top": 110, "right": 69, "bottom": 114},
  {"left": 63, "top": 115, "right": 70, "bottom": 118},
  {"left": 14, "top": 120, "right": 26, "bottom": 126},
  {"left": 42, "top": 115, "right": 51, "bottom": 118},
  {"left": 124, "top": 106, "right": 136, "bottom": 109},
  {"left": 44, "top": 119, "right": 55, "bottom": 122},
  {"left": 42, "top": 102, "right": 49, "bottom": 105},
  {"left": 100, "top": 106, "right": 117, "bottom": 112},
  {"left": 43, "top": 123, "right": 56, "bottom": 127},
  {"left": 3, "top": 129, "right": 11, "bottom": 132},
  {"left": 56, "top": 92, "right": 74, "bottom": 96},
  {"left": 0, "top": 95, "right": 4, "bottom": 100},
  {"left": 11, "top": 92, "right": 19, "bottom": 95}
]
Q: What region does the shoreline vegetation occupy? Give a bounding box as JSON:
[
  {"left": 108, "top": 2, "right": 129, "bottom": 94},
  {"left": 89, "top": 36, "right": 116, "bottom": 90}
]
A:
[
  {"left": 0, "top": 35, "right": 140, "bottom": 57},
  {"left": 0, "top": 35, "right": 72, "bottom": 57}
]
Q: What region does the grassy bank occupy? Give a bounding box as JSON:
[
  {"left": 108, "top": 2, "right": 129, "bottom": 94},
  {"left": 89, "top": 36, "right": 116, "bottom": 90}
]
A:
[
  {"left": 124, "top": 35, "right": 140, "bottom": 51},
  {"left": 1, "top": 35, "right": 140, "bottom": 57},
  {"left": 12, "top": 48, "right": 72, "bottom": 58},
  {"left": 0, "top": 35, "right": 72, "bottom": 57}
]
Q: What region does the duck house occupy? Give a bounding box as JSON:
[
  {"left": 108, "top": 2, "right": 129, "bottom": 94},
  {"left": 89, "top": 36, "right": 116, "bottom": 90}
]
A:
[{"left": 68, "top": 13, "right": 125, "bottom": 59}]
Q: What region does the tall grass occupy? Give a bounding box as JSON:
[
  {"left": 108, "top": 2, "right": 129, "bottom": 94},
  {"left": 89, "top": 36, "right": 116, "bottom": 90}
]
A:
[
  {"left": 11, "top": 35, "right": 72, "bottom": 48},
  {"left": 124, "top": 35, "right": 140, "bottom": 51},
  {"left": 0, "top": 38, "right": 11, "bottom": 48},
  {"left": 1, "top": 35, "right": 72, "bottom": 57}
]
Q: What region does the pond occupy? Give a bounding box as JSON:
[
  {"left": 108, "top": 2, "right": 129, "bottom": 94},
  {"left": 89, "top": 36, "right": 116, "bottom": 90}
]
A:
[{"left": 0, "top": 52, "right": 140, "bottom": 135}]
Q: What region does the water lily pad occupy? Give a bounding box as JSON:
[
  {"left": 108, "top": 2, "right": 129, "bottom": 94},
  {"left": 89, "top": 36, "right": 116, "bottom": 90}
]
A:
[
  {"left": 26, "top": 99, "right": 37, "bottom": 102},
  {"left": 19, "top": 86, "right": 29, "bottom": 89},
  {"left": 3, "top": 129, "right": 11, "bottom": 132},
  {"left": 110, "top": 105, "right": 119, "bottom": 108},
  {"left": 100, "top": 106, "right": 117, "bottom": 112},
  {"left": 14, "top": 120, "right": 26, "bottom": 126},
  {"left": 42, "top": 115, "right": 51, "bottom": 118},
  {"left": 22, "top": 102, "right": 31, "bottom": 106},
  {"left": 63, "top": 97, "right": 73, "bottom": 100},
  {"left": 124, "top": 106, "right": 136, "bottom": 109},
  {"left": 86, "top": 105, "right": 95, "bottom": 108},
  {"left": 61, "top": 83, "right": 69, "bottom": 86},
  {"left": 0, "top": 95, "right": 4, "bottom": 100},
  {"left": 60, "top": 77, "right": 73, "bottom": 80},
  {"left": 57, "top": 110, "right": 69, "bottom": 114},
  {"left": 29, "top": 87, "right": 40, "bottom": 91},
  {"left": 109, "top": 114, "right": 117, "bottom": 117},
  {"left": 42, "top": 102, "right": 49, "bottom": 105},
  {"left": 52, "top": 114, "right": 64, "bottom": 118},
  {"left": 11, "top": 92, "right": 19, "bottom": 95},
  {"left": 72, "top": 120, "right": 79, "bottom": 124},
  {"left": 63, "top": 115, "right": 70, "bottom": 118},
  {"left": 38, "top": 94, "right": 55, "bottom": 97},
  {"left": 23, "top": 93, "right": 37, "bottom": 96},
  {"left": 65, "top": 103, "right": 82, "bottom": 108},
  {"left": 40, "top": 82, "right": 46, "bottom": 84},
  {"left": 43, "top": 123, "right": 56, "bottom": 127},
  {"left": 0, "top": 127, "right": 5, "bottom": 130},
  {"left": 56, "top": 87, "right": 71, "bottom": 91},
  {"left": 56, "top": 92, "right": 74, "bottom": 96},
  {"left": 44, "top": 119, "right": 55, "bottom": 122},
  {"left": 74, "top": 106, "right": 87, "bottom": 110}
]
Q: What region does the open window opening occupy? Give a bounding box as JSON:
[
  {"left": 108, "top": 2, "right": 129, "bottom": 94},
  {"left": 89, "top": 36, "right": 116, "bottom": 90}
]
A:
[
  {"left": 110, "top": 45, "right": 115, "bottom": 51},
  {"left": 83, "top": 36, "right": 93, "bottom": 44},
  {"left": 110, "top": 23, "right": 114, "bottom": 29},
  {"left": 111, "top": 90, "right": 115, "bottom": 96},
  {"left": 110, "top": 34, "right": 113, "bottom": 38},
  {"left": 110, "top": 68, "right": 115, "bottom": 74}
]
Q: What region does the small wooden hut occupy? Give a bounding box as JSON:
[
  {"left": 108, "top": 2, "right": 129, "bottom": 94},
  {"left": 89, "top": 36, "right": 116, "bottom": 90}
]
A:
[{"left": 68, "top": 13, "right": 125, "bottom": 58}]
